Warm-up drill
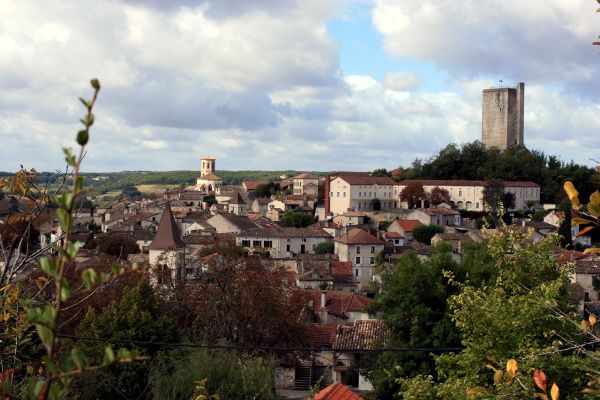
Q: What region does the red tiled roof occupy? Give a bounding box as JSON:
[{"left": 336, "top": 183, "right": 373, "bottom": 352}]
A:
[
  {"left": 310, "top": 383, "right": 364, "bottom": 400},
  {"left": 198, "top": 172, "right": 221, "bottom": 181},
  {"left": 292, "top": 290, "right": 371, "bottom": 317},
  {"left": 293, "top": 172, "right": 318, "bottom": 180},
  {"left": 333, "top": 320, "right": 389, "bottom": 350},
  {"left": 336, "top": 175, "right": 397, "bottom": 186},
  {"left": 243, "top": 180, "right": 268, "bottom": 190},
  {"left": 393, "top": 219, "right": 422, "bottom": 232},
  {"left": 330, "top": 261, "right": 352, "bottom": 277},
  {"left": 335, "top": 228, "right": 384, "bottom": 245},
  {"left": 385, "top": 232, "right": 403, "bottom": 238},
  {"left": 308, "top": 324, "right": 337, "bottom": 348}
]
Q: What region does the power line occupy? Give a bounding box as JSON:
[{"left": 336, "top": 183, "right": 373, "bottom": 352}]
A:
[{"left": 57, "top": 334, "right": 463, "bottom": 354}]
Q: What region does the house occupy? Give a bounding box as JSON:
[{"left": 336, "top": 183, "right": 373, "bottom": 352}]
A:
[
  {"left": 334, "top": 228, "right": 385, "bottom": 290},
  {"left": 382, "top": 231, "right": 405, "bottom": 247},
  {"left": 327, "top": 173, "right": 400, "bottom": 215},
  {"left": 407, "top": 208, "right": 461, "bottom": 227},
  {"left": 431, "top": 232, "right": 473, "bottom": 254},
  {"left": 293, "top": 173, "right": 319, "bottom": 197},
  {"left": 236, "top": 227, "right": 331, "bottom": 258},
  {"left": 387, "top": 219, "right": 422, "bottom": 243},
  {"left": 296, "top": 260, "right": 358, "bottom": 291},
  {"left": 544, "top": 210, "right": 563, "bottom": 227},
  {"left": 311, "top": 220, "right": 344, "bottom": 238},
  {"left": 242, "top": 180, "right": 267, "bottom": 195},
  {"left": 332, "top": 320, "right": 388, "bottom": 390},
  {"left": 227, "top": 191, "right": 247, "bottom": 216},
  {"left": 295, "top": 289, "right": 373, "bottom": 325},
  {"left": 206, "top": 213, "right": 259, "bottom": 234},
  {"left": 570, "top": 257, "right": 600, "bottom": 316},
  {"left": 397, "top": 179, "right": 540, "bottom": 211},
  {"left": 251, "top": 197, "right": 271, "bottom": 215},
  {"left": 332, "top": 211, "right": 369, "bottom": 228}
]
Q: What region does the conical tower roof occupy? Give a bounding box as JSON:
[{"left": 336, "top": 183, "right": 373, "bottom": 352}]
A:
[{"left": 149, "top": 202, "right": 186, "bottom": 250}]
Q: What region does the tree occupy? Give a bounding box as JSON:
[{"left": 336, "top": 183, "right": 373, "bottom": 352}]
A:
[
  {"left": 400, "top": 182, "right": 426, "bottom": 208},
  {"left": 398, "top": 226, "right": 593, "bottom": 399},
  {"left": 98, "top": 234, "right": 139, "bottom": 258},
  {"left": 365, "top": 242, "right": 497, "bottom": 398},
  {"left": 73, "top": 280, "right": 180, "bottom": 399},
  {"left": 314, "top": 241, "right": 334, "bottom": 254},
  {"left": 255, "top": 182, "right": 280, "bottom": 198},
  {"left": 502, "top": 191, "right": 516, "bottom": 210},
  {"left": 202, "top": 194, "right": 217, "bottom": 207},
  {"left": 370, "top": 198, "right": 381, "bottom": 211},
  {"left": 371, "top": 168, "right": 391, "bottom": 177},
  {"left": 281, "top": 210, "right": 314, "bottom": 228},
  {"left": 121, "top": 184, "right": 141, "bottom": 199},
  {"left": 428, "top": 186, "right": 451, "bottom": 206},
  {"left": 412, "top": 224, "right": 444, "bottom": 245},
  {"left": 169, "top": 249, "right": 307, "bottom": 347},
  {"left": 483, "top": 178, "right": 504, "bottom": 211}
]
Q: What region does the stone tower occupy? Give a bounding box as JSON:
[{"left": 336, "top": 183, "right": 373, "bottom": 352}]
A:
[
  {"left": 200, "top": 156, "right": 216, "bottom": 177},
  {"left": 482, "top": 82, "right": 524, "bottom": 149}
]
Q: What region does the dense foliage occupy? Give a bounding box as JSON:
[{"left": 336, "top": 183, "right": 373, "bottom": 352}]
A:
[
  {"left": 396, "top": 141, "right": 600, "bottom": 204},
  {"left": 412, "top": 224, "right": 444, "bottom": 245},
  {"left": 281, "top": 210, "right": 314, "bottom": 228}
]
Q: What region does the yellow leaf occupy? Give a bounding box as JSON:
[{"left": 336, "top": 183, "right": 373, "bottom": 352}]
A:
[
  {"left": 506, "top": 359, "right": 518, "bottom": 378},
  {"left": 591, "top": 191, "right": 600, "bottom": 206},
  {"left": 494, "top": 369, "right": 504, "bottom": 386},
  {"left": 590, "top": 314, "right": 597, "bottom": 326},
  {"left": 26, "top": 365, "right": 33, "bottom": 375},
  {"left": 572, "top": 218, "right": 592, "bottom": 225},
  {"left": 588, "top": 203, "right": 600, "bottom": 218},
  {"left": 583, "top": 248, "right": 600, "bottom": 255},
  {"left": 563, "top": 182, "right": 579, "bottom": 207},
  {"left": 581, "top": 319, "right": 591, "bottom": 331},
  {"left": 551, "top": 383, "right": 559, "bottom": 400}
]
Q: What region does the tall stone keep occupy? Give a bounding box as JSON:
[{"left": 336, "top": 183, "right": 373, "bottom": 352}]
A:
[{"left": 482, "top": 82, "right": 524, "bottom": 149}]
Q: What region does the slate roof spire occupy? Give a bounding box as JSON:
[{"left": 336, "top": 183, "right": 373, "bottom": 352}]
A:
[{"left": 149, "top": 202, "right": 186, "bottom": 250}]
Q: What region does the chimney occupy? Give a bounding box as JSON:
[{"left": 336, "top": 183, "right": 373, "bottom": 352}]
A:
[{"left": 321, "top": 291, "right": 327, "bottom": 308}]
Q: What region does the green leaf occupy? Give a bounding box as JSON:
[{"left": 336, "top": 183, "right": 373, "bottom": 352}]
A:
[
  {"left": 75, "top": 176, "right": 84, "bottom": 191},
  {"left": 56, "top": 208, "right": 69, "bottom": 231},
  {"left": 76, "top": 129, "right": 89, "bottom": 146},
  {"left": 90, "top": 78, "right": 100, "bottom": 90},
  {"left": 79, "top": 97, "right": 91, "bottom": 108},
  {"left": 36, "top": 324, "right": 55, "bottom": 347},
  {"left": 117, "top": 348, "right": 132, "bottom": 362},
  {"left": 111, "top": 264, "right": 125, "bottom": 276},
  {"left": 63, "top": 147, "right": 76, "bottom": 166},
  {"left": 39, "top": 257, "right": 56, "bottom": 276},
  {"left": 103, "top": 346, "right": 116, "bottom": 364},
  {"left": 588, "top": 203, "right": 600, "bottom": 218},
  {"left": 67, "top": 240, "right": 82, "bottom": 259},
  {"left": 82, "top": 268, "right": 98, "bottom": 289},
  {"left": 60, "top": 279, "right": 72, "bottom": 302},
  {"left": 70, "top": 348, "right": 87, "bottom": 370}
]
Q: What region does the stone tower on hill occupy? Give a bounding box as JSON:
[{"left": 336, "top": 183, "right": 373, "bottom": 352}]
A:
[{"left": 482, "top": 82, "right": 524, "bottom": 149}]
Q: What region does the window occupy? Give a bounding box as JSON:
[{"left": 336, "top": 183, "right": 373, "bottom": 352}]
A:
[
  {"left": 370, "top": 257, "right": 374, "bottom": 265},
  {"left": 476, "top": 202, "right": 480, "bottom": 209},
  {"left": 370, "top": 246, "right": 375, "bottom": 253},
  {"left": 459, "top": 189, "right": 462, "bottom": 196},
  {"left": 330, "top": 192, "right": 333, "bottom": 197},
  {"left": 355, "top": 256, "right": 361, "bottom": 265},
  {"left": 312, "top": 244, "right": 316, "bottom": 251},
  {"left": 302, "top": 238, "right": 307, "bottom": 243},
  {"left": 241, "top": 240, "right": 251, "bottom": 247},
  {"left": 286, "top": 244, "right": 291, "bottom": 252},
  {"left": 343, "top": 192, "right": 346, "bottom": 197},
  {"left": 300, "top": 244, "right": 306, "bottom": 254},
  {"left": 359, "top": 192, "right": 361, "bottom": 197},
  {"left": 354, "top": 268, "right": 359, "bottom": 277},
  {"left": 337, "top": 192, "right": 340, "bottom": 197},
  {"left": 263, "top": 240, "right": 272, "bottom": 248},
  {"left": 253, "top": 240, "right": 261, "bottom": 247},
  {"left": 356, "top": 246, "right": 361, "bottom": 254}
]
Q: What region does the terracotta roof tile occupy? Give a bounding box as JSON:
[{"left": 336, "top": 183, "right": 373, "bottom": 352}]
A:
[
  {"left": 335, "top": 228, "right": 384, "bottom": 245},
  {"left": 310, "top": 383, "right": 364, "bottom": 400},
  {"left": 392, "top": 220, "right": 422, "bottom": 232},
  {"left": 333, "top": 320, "right": 388, "bottom": 350},
  {"left": 308, "top": 324, "right": 337, "bottom": 348}
]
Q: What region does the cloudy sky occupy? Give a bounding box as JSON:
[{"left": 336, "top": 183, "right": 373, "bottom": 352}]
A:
[{"left": 1, "top": 0, "right": 599, "bottom": 172}]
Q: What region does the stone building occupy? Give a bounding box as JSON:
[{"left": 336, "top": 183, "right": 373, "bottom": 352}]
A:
[
  {"left": 195, "top": 156, "right": 222, "bottom": 194},
  {"left": 148, "top": 202, "right": 186, "bottom": 285},
  {"left": 482, "top": 82, "right": 524, "bottom": 149}
]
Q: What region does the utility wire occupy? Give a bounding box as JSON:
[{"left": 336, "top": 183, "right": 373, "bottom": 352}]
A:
[{"left": 57, "top": 334, "right": 463, "bottom": 353}]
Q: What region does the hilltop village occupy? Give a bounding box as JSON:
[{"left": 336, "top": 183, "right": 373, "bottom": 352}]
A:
[{"left": 1, "top": 82, "right": 599, "bottom": 398}]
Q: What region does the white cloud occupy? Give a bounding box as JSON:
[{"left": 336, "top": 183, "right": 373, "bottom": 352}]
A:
[{"left": 383, "top": 71, "right": 421, "bottom": 92}]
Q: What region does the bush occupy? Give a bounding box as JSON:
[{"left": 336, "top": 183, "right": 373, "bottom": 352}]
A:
[
  {"left": 281, "top": 210, "right": 314, "bottom": 228},
  {"left": 314, "top": 241, "right": 334, "bottom": 254},
  {"left": 412, "top": 225, "right": 444, "bottom": 245},
  {"left": 149, "top": 349, "right": 277, "bottom": 400}
]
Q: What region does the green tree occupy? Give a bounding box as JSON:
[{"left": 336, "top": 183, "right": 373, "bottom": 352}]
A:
[
  {"left": 121, "top": 184, "right": 141, "bottom": 199},
  {"left": 483, "top": 178, "right": 504, "bottom": 211},
  {"left": 314, "top": 241, "right": 334, "bottom": 254},
  {"left": 149, "top": 349, "right": 276, "bottom": 400},
  {"left": 72, "top": 280, "right": 180, "bottom": 399},
  {"left": 281, "top": 210, "right": 314, "bottom": 228},
  {"left": 202, "top": 194, "right": 217, "bottom": 207},
  {"left": 399, "top": 228, "right": 592, "bottom": 399},
  {"left": 255, "top": 182, "right": 280, "bottom": 198},
  {"left": 400, "top": 182, "right": 426, "bottom": 209},
  {"left": 372, "top": 168, "right": 391, "bottom": 177},
  {"left": 370, "top": 198, "right": 382, "bottom": 211},
  {"left": 412, "top": 224, "right": 444, "bottom": 245}
]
